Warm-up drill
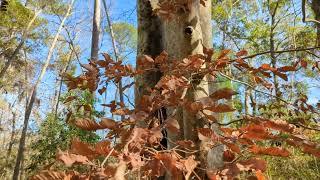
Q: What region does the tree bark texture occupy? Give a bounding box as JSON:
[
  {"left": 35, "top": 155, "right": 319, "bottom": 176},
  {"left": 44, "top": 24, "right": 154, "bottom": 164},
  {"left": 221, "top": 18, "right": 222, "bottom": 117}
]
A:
[
  {"left": 135, "top": 0, "right": 163, "bottom": 112},
  {"left": 161, "top": 0, "right": 223, "bottom": 177},
  {"left": 312, "top": 0, "right": 320, "bottom": 46},
  {"left": 91, "top": 0, "right": 101, "bottom": 61}
]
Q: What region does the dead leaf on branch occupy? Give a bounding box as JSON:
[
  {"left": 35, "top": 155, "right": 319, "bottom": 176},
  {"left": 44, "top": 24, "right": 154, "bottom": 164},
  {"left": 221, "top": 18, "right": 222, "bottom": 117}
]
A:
[
  {"left": 181, "top": 155, "right": 199, "bottom": 180},
  {"left": 236, "top": 50, "right": 248, "bottom": 57},
  {"left": 277, "top": 65, "right": 296, "bottom": 72},
  {"left": 210, "top": 88, "right": 238, "bottom": 100},
  {"left": 263, "top": 119, "right": 295, "bottom": 133},
  {"left": 176, "top": 140, "right": 195, "bottom": 148},
  {"left": 56, "top": 149, "right": 91, "bottom": 167},
  {"left": 73, "top": 118, "right": 103, "bottom": 131},
  {"left": 70, "top": 138, "right": 97, "bottom": 159},
  {"left": 98, "top": 87, "right": 106, "bottom": 95},
  {"left": 30, "top": 170, "right": 78, "bottom": 180},
  {"left": 165, "top": 117, "right": 180, "bottom": 134},
  {"left": 216, "top": 158, "right": 267, "bottom": 178},
  {"left": 205, "top": 104, "right": 235, "bottom": 113},
  {"left": 249, "top": 145, "right": 290, "bottom": 157},
  {"left": 100, "top": 118, "right": 118, "bottom": 130},
  {"left": 223, "top": 150, "right": 235, "bottom": 162}
]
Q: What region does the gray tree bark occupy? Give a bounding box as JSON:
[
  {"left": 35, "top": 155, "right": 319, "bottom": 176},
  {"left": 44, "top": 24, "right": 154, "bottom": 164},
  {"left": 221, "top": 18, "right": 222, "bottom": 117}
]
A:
[
  {"left": 91, "top": 0, "right": 101, "bottom": 61},
  {"left": 162, "top": 0, "right": 223, "bottom": 178}
]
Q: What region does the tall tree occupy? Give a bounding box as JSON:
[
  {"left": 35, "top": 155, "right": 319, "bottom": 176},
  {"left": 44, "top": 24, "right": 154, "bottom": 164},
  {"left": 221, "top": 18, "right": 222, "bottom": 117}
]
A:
[
  {"left": 91, "top": 0, "right": 101, "bottom": 61},
  {"left": 137, "top": 0, "right": 223, "bottom": 178},
  {"left": 161, "top": 1, "right": 223, "bottom": 177}
]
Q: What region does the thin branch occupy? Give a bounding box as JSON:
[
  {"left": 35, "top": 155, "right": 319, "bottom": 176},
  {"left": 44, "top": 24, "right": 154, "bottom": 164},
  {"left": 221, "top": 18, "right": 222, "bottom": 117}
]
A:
[
  {"left": 218, "top": 72, "right": 320, "bottom": 116},
  {"left": 101, "top": 148, "right": 114, "bottom": 167},
  {"left": 293, "top": 122, "right": 320, "bottom": 131},
  {"left": 102, "top": 0, "right": 125, "bottom": 120},
  {"left": 216, "top": 119, "right": 244, "bottom": 126},
  {"left": 240, "top": 46, "right": 320, "bottom": 60}
]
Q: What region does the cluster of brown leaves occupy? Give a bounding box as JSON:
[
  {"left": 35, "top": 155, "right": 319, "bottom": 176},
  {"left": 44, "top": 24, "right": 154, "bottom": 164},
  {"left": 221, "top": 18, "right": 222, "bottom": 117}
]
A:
[{"left": 32, "top": 48, "right": 320, "bottom": 180}]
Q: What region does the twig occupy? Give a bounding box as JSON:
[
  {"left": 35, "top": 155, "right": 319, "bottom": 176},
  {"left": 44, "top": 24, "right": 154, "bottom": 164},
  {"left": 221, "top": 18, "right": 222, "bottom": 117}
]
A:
[
  {"left": 216, "top": 119, "right": 244, "bottom": 126},
  {"left": 192, "top": 170, "right": 202, "bottom": 180},
  {"left": 236, "top": 46, "right": 320, "bottom": 61},
  {"left": 101, "top": 148, "right": 114, "bottom": 167},
  {"left": 102, "top": 0, "right": 125, "bottom": 121},
  {"left": 218, "top": 72, "right": 320, "bottom": 116},
  {"left": 293, "top": 122, "right": 320, "bottom": 131}
]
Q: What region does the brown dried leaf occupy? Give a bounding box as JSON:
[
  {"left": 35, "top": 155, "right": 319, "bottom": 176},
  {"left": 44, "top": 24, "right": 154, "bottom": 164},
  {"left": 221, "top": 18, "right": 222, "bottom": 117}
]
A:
[
  {"left": 181, "top": 155, "right": 198, "bottom": 180},
  {"left": 206, "top": 104, "right": 235, "bottom": 113},
  {"left": 176, "top": 140, "right": 195, "bottom": 148},
  {"left": 30, "top": 170, "right": 77, "bottom": 180},
  {"left": 300, "top": 59, "right": 308, "bottom": 68},
  {"left": 165, "top": 117, "right": 180, "bottom": 133},
  {"left": 70, "top": 139, "right": 97, "bottom": 159},
  {"left": 95, "top": 140, "right": 112, "bottom": 156},
  {"left": 98, "top": 87, "right": 106, "bottom": 95},
  {"left": 249, "top": 145, "right": 290, "bottom": 157},
  {"left": 73, "top": 119, "right": 102, "bottom": 131},
  {"left": 263, "top": 120, "right": 295, "bottom": 133},
  {"left": 56, "top": 149, "right": 90, "bottom": 167},
  {"left": 148, "top": 127, "right": 163, "bottom": 144},
  {"left": 223, "top": 150, "right": 235, "bottom": 162},
  {"left": 236, "top": 50, "right": 248, "bottom": 57},
  {"left": 198, "top": 128, "right": 215, "bottom": 141},
  {"left": 112, "top": 108, "right": 131, "bottom": 116},
  {"left": 210, "top": 88, "right": 237, "bottom": 100},
  {"left": 64, "top": 96, "right": 77, "bottom": 103},
  {"left": 100, "top": 118, "right": 118, "bottom": 130},
  {"left": 277, "top": 65, "right": 296, "bottom": 72}
]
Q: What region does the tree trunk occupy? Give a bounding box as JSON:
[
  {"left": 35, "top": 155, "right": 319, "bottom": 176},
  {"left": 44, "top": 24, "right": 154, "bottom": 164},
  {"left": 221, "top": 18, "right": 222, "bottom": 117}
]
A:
[
  {"left": 54, "top": 51, "right": 73, "bottom": 120},
  {"left": 91, "top": 0, "right": 101, "bottom": 61},
  {"left": 269, "top": 2, "right": 280, "bottom": 98},
  {"left": 312, "top": 0, "right": 320, "bottom": 46},
  {"left": 135, "top": 0, "right": 163, "bottom": 115},
  {"left": 6, "top": 112, "right": 16, "bottom": 159},
  {"left": 162, "top": 0, "right": 222, "bottom": 178},
  {"left": 12, "top": 2, "right": 74, "bottom": 179}
]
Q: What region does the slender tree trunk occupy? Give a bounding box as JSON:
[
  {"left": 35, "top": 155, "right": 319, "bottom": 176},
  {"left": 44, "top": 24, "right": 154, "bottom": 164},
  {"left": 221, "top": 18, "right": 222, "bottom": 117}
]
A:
[
  {"left": 91, "top": 0, "right": 101, "bottom": 61},
  {"left": 269, "top": 2, "right": 280, "bottom": 98},
  {"left": 312, "top": 0, "right": 320, "bottom": 46},
  {"left": 6, "top": 113, "right": 16, "bottom": 159},
  {"left": 54, "top": 51, "right": 73, "bottom": 120},
  {"left": 244, "top": 88, "right": 250, "bottom": 115},
  {"left": 12, "top": 2, "right": 74, "bottom": 179}
]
